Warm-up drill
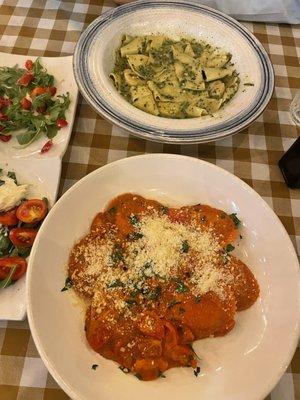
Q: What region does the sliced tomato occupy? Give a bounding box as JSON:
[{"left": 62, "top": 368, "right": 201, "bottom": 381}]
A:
[
  {"left": 9, "top": 228, "right": 37, "bottom": 247},
  {"left": 25, "top": 59, "right": 34, "bottom": 70},
  {"left": 31, "top": 86, "right": 56, "bottom": 98},
  {"left": 17, "top": 72, "right": 33, "bottom": 86},
  {"left": 0, "top": 208, "right": 18, "bottom": 226},
  {"left": 0, "top": 257, "right": 27, "bottom": 281},
  {"left": 20, "top": 97, "right": 31, "bottom": 110},
  {"left": 30, "top": 86, "right": 48, "bottom": 98},
  {"left": 0, "top": 97, "right": 12, "bottom": 109},
  {"left": 56, "top": 118, "right": 68, "bottom": 128},
  {"left": 0, "top": 134, "right": 11, "bottom": 142},
  {"left": 40, "top": 139, "right": 53, "bottom": 154},
  {"left": 49, "top": 86, "right": 57, "bottom": 96},
  {"left": 0, "top": 112, "right": 8, "bottom": 121},
  {"left": 16, "top": 199, "right": 47, "bottom": 223}
]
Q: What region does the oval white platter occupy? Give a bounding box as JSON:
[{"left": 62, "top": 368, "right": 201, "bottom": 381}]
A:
[
  {"left": 0, "top": 52, "right": 78, "bottom": 320},
  {"left": 27, "top": 154, "right": 299, "bottom": 400}
]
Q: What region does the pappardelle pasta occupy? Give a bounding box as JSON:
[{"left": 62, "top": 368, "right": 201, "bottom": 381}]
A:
[{"left": 110, "top": 34, "right": 240, "bottom": 119}]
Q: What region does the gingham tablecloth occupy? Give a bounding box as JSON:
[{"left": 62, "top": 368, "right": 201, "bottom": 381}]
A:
[{"left": 0, "top": 1, "right": 299, "bottom": 399}]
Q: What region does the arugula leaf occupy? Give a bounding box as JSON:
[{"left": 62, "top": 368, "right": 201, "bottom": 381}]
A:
[
  {"left": 16, "top": 131, "right": 37, "bottom": 145},
  {"left": 0, "top": 265, "right": 17, "bottom": 289},
  {"left": 46, "top": 124, "right": 58, "bottom": 139}
]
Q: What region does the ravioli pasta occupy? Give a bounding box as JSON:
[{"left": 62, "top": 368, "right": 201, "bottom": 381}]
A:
[{"left": 110, "top": 34, "right": 240, "bottom": 119}]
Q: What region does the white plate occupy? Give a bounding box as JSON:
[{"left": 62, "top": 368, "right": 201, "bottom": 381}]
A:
[
  {"left": 0, "top": 53, "right": 78, "bottom": 320},
  {"left": 0, "top": 53, "right": 78, "bottom": 159},
  {"left": 74, "top": 0, "right": 274, "bottom": 144},
  {"left": 27, "top": 154, "right": 300, "bottom": 400}
]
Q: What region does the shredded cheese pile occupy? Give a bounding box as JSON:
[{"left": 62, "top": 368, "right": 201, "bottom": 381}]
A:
[{"left": 71, "top": 212, "right": 233, "bottom": 315}]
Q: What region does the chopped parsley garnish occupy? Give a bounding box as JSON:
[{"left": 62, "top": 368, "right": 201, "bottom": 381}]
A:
[
  {"left": 127, "top": 232, "right": 143, "bottom": 241},
  {"left": 91, "top": 364, "right": 98, "bottom": 370},
  {"left": 119, "top": 366, "right": 130, "bottom": 374},
  {"left": 107, "top": 279, "right": 124, "bottom": 288},
  {"left": 181, "top": 240, "right": 189, "bottom": 253},
  {"left": 111, "top": 246, "right": 123, "bottom": 263},
  {"left": 229, "top": 213, "right": 241, "bottom": 227},
  {"left": 135, "top": 373, "right": 143, "bottom": 380},
  {"left": 144, "top": 285, "right": 161, "bottom": 300},
  {"left": 108, "top": 206, "right": 117, "bottom": 214},
  {"left": 174, "top": 279, "right": 188, "bottom": 293},
  {"left": 194, "top": 366, "right": 201, "bottom": 377},
  {"left": 125, "top": 299, "right": 137, "bottom": 307},
  {"left": 168, "top": 299, "right": 182, "bottom": 308},
  {"left": 225, "top": 244, "right": 235, "bottom": 253},
  {"left": 195, "top": 296, "right": 201, "bottom": 304},
  {"left": 61, "top": 277, "right": 72, "bottom": 292},
  {"left": 7, "top": 171, "right": 17, "bottom": 184},
  {"left": 129, "top": 214, "right": 139, "bottom": 225},
  {"left": 161, "top": 206, "right": 169, "bottom": 214}
]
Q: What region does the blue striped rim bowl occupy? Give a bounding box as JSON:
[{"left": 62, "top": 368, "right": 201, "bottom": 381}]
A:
[{"left": 73, "top": 0, "right": 274, "bottom": 144}]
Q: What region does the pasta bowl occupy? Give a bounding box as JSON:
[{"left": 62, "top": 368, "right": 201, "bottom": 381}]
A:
[
  {"left": 73, "top": 0, "right": 274, "bottom": 144},
  {"left": 27, "top": 154, "right": 299, "bottom": 400}
]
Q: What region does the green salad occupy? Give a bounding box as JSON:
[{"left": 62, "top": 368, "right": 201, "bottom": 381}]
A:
[{"left": 0, "top": 58, "right": 70, "bottom": 152}]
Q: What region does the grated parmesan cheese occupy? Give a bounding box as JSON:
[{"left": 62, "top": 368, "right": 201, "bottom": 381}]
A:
[{"left": 70, "top": 211, "right": 233, "bottom": 317}]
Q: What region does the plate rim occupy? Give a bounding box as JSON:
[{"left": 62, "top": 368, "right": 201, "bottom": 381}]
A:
[
  {"left": 73, "top": 0, "right": 274, "bottom": 144},
  {"left": 27, "top": 153, "right": 300, "bottom": 400}
]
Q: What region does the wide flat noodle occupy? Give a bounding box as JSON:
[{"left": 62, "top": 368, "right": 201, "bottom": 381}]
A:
[
  {"left": 110, "top": 34, "right": 240, "bottom": 118},
  {"left": 130, "top": 85, "right": 159, "bottom": 115}
]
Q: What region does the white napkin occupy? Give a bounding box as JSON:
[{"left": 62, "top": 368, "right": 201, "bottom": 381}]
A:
[{"left": 190, "top": 0, "right": 300, "bottom": 24}]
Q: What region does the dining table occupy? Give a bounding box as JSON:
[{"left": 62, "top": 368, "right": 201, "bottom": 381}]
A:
[{"left": 0, "top": 0, "right": 299, "bottom": 399}]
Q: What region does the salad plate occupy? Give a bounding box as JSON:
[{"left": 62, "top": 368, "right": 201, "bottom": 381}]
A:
[
  {"left": 0, "top": 52, "right": 78, "bottom": 159},
  {"left": 0, "top": 53, "right": 78, "bottom": 320}
]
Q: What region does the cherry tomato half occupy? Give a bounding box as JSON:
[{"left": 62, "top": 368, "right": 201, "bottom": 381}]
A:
[
  {"left": 0, "top": 257, "right": 27, "bottom": 281},
  {"left": 0, "top": 134, "right": 11, "bottom": 142},
  {"left": 16, "top": 199, "right": 47, "bottom": 224},
  {"left": 49, "top": 86, "right": 57, "bottom": 96},
  {"left": 30, "top": 86, "right": 48, "bottom": 98},
  {"left": 25, "top": 59, "right": 34, "bottom": 70},
  {"left": 56, "top": 118, "right": 68, "bottom": 128},
  {"left": 20, "top": 97, "right": 31, "bottom": 110},
  {"left": 0, "top": 97, "right": 12, "bottom": 109},
  {"left": 0, "top": 112, "right": 8, "bottom": 121},
  {"left": 9, "top": 228, "right": 37, "bottom": 247},
  {"left": 17, "top": 72, "right": 33, "bottom": 87},
  {"left": 31, "top": 86, "right": 56, "bottom": 98},
  {"left": 0, "top": 208, "right": 18, "bottom": 226},
  {"left": 40, "top": 139, "right": 53, "bottom": 154}
]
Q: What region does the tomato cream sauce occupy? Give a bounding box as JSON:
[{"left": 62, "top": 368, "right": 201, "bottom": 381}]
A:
[{"left": 68, "top": 194, "right": 259, "bottom": 380}]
